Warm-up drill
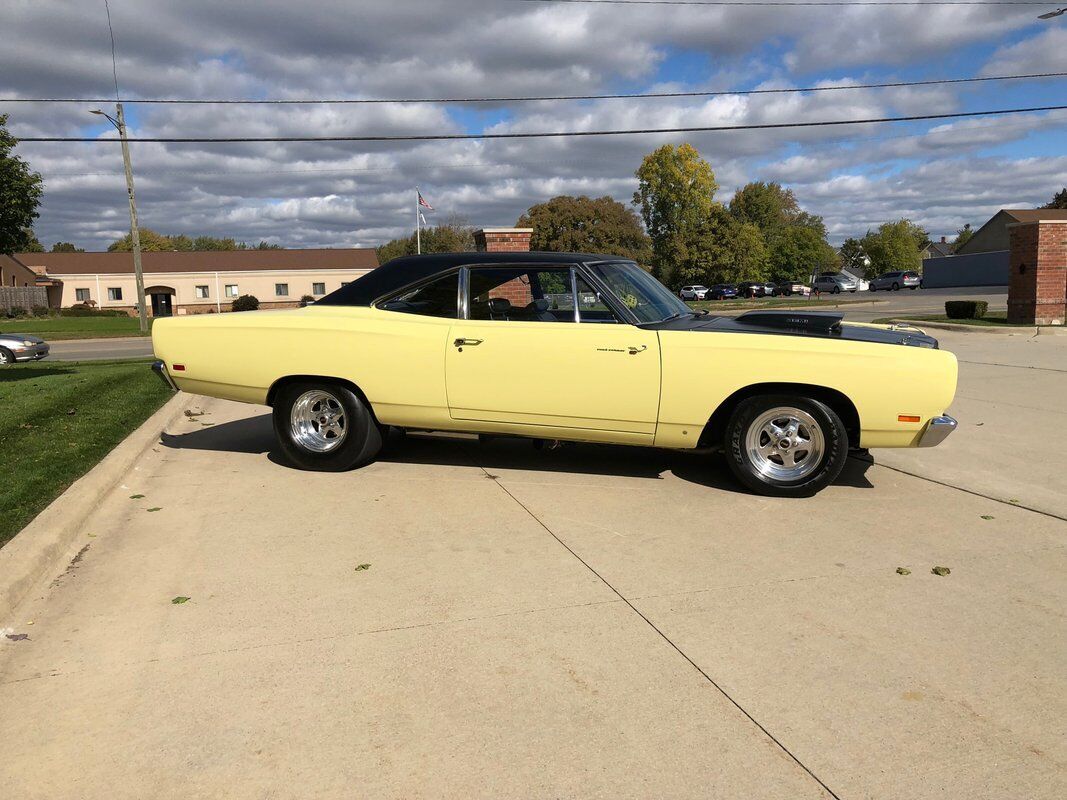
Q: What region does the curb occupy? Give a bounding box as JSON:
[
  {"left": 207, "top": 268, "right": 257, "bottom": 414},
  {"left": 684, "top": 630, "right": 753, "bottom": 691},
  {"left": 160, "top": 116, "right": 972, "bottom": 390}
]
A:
[
  {"left": 0, "top": 391, "right": 193, "bottom": 625},
  {"left": 888, "top": 318, "right": 1065, "bottom": 336}
]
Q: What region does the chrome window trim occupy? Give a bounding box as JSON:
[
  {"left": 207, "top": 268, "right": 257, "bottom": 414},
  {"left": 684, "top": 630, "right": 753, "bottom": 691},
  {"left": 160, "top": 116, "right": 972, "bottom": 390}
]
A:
[
  {"left": 570, "top": 267, "right": 580, "bottom": 324},
  {"left": 459, "top": 267, "right": 470, "bottom": 320},
  {"left": 575, "top": 261, "right": 640, "bottom": 326}
]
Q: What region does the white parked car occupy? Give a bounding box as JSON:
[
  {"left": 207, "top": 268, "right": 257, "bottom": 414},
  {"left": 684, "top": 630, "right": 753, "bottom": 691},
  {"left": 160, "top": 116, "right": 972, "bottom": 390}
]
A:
[{"left": 679, "top": 285, "right": 710, "bottom": 300}]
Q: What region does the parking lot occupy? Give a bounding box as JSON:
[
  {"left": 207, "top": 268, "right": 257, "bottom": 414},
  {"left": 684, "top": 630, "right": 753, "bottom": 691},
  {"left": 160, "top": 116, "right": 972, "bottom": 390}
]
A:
[{"left": 2, "top": 325, "right": 1064, "bottom": 799}]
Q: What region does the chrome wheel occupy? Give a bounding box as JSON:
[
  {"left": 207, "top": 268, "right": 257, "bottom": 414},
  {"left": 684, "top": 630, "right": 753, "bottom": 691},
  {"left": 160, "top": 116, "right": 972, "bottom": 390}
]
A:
[
  {"left": 0, "top": 349, "right": 12, "bottom": 365},
  {"left": 290, "top": 389, "right": 347, "bottom": 453},
  {"left": 745, "top": 407, "right": 825, "bottom": 482}
]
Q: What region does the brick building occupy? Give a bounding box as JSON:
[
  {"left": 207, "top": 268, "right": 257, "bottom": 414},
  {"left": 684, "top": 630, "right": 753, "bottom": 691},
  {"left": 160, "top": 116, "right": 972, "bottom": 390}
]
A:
[{"left": 1008, "top": 219, "right": 1067, "bottom": 325}]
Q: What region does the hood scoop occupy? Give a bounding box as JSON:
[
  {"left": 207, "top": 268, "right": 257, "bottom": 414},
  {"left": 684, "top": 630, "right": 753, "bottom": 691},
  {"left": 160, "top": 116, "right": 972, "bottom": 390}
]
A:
[{"left": 734, "top": 310, "right": 843, "bottom": 334}]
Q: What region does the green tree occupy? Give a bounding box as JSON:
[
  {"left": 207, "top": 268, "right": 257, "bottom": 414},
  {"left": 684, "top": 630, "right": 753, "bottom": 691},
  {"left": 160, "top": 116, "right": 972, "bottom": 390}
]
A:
[
  {"left": 376, "top": 216, "right": 477, "bottom": 263},
  {"left": 50, "top": 241, "right": 84, "bottom": 252},
  {"left": 769, "top": 225, "right": 838, "bottom": 282},
  {"left": 108, "top": 228, "right": 180, "bottom": 252},
  {"left": 685, "top": 206, "right": 770, "bottom": 285},
  {"left": 516, "top": 195, "right": 651, "bottom": 263},
  {"left": 633, "top": 143, "right": 718, "bottom": 287},
  {"left": 952, "top": 224, "right": 973, "bottom": 252},
  {"left": 861, "top": 219, "right": 929, "bottom": 274},
  {"left": 839, "top": 237, "right": 867, "bottom": 273},
  {"left": 728, "top": 181, "right": 800, "bottom": 236},
  {"left": 0, "top": 114, "right": 44, "bottom": 255},
  {"left": 108, "top": 230, "right": 284, "bottom": 252},
  {"left": 1043, "top": 188, "right": 1067, "bottom": 209}
]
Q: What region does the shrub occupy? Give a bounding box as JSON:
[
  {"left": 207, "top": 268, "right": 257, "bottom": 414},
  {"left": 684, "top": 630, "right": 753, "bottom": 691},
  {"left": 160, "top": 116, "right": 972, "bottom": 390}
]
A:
[
  {"left": 231, "top": 294, "right": 260, "bottom": 312},
  {"left": 5, "top": 306, "right": 28, "bottom": 319},
  {"left": 299, "top": 294, "right": 315, "bottom": 307},
  {"left": 945, "top": 301, "right": 988, "bottom": 320},
  {"left": 60, "top": 304, "right": 126, "bottom": 317},
  {"left": 31, "top": 305, "right": 52, "bottom": 317}
]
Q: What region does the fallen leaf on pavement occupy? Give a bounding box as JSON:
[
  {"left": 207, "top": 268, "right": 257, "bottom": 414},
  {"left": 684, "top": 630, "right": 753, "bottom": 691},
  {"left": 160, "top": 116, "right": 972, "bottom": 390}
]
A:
[
  {"left": 147, "top": 507, "right": 162, "bottom": 512},
  {"left": 171, "top": 596, "right": 191, "bottom": 604},
  {"left": 354, "top": 563, "right": 371, "bottom": 572},
  {"left": 931, "top": 566, "right": 951, "bottom": 577},
  {"left": 980, "top": 515, "right": 994, "bottom": 520},
  {"left": 130, "top": 494, "right": 145, "bottom": 499},
  {"left": 896, "top": 567, "right": 911, "bottom": 576},
  {"left": 183, "top": 410, "right": 205, "bottom": 417},
  {"left": 5, "top": 633, "right": 29, "bottom": 641}
]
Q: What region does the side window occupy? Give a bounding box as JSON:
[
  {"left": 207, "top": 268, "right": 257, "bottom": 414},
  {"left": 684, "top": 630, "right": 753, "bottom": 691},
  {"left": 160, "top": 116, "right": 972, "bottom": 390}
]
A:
[
  {"left": 379, "top": 272, "right": 458, "bottom": 318},
  {"left": 468, "top": 267, "right": 575, "bottom": 322},
  {"left": 576, "top": 276, "right": 619, "bottom": 323}
]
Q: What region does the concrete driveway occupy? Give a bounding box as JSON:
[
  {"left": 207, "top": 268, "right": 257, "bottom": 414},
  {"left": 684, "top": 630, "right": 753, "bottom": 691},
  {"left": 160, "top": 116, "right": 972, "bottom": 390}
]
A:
[{"left": 1, "top": 328, "right": 1064, "bottom": 799}]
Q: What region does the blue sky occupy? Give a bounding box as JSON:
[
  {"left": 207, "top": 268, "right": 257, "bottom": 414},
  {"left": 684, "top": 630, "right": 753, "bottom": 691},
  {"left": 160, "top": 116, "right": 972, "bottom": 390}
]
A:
[{"left": 2, "top": 0, "right": 1066, "bottom": 249}]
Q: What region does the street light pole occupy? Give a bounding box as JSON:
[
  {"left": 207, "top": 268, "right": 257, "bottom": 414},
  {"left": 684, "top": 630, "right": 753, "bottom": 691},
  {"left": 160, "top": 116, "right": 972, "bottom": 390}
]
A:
[{"left": 91, "top": 104, "right": 147, "bottom": 333}]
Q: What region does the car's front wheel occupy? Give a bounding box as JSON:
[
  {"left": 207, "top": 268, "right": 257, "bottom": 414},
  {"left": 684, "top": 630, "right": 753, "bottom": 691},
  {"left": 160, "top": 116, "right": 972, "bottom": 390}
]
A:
[
  {"left": 272, "top": 381, "right": 384, "bottom": 471},
  {"left": 724, "top": 395, "right": 848, "bottom": 497},
  {"left": 0, "top": 347, "right": 13, "bottom": 366}
]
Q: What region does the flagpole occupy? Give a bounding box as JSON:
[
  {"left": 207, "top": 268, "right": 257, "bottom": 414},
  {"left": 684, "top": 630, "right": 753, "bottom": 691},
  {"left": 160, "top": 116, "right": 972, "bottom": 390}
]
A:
[{"left": 415, "top": 187, "right": 421, "bottom": 255}]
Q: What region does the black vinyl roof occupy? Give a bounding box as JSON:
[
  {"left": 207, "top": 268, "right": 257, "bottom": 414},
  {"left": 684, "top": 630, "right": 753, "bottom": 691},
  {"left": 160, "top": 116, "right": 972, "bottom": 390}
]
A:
[{"left": 315, "top": 251, "right": 627, "bottom": 307}]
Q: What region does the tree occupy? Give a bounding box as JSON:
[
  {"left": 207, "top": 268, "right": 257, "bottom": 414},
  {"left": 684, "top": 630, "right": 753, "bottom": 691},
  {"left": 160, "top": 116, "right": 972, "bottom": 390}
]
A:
[
  {"left": 952, "top": 223, "right": 973, "bottom": 252},
  {"left": 376, "top": 215, "right": 477, "bottom": 263},
  {"left": 231, "top": 294, "right": 259, "bottom": 312},
  {"left": 1042, "top": 188, "right": 1067, "bottom": 209},
  {"left": 861, "top": 219, "right": 929, "bottom": 274},
  {"left": 728, "top": 181, "right": 800, "bottom": 236},
  {"left": 769, "top": 225, "right": 838, "bottom": 282},
  {"left": 683, "top": 206, "right": 770, "bottom": 285},
  {"left": 839, "top": 237, "right": 867, "bottom": 273},
  {"left": 517, "top": 195, "right": 651, "bottom": 263},
  {"left": 108, "top": 229, "right": 284, "bottom": 251},
  {"left": 51, "top": 241, "right": 83, "bottom": 252},
  {"left": 633, "top": 143, "right": 718, "bottom": 288},
  {"left": 0, "top": 114, "right": 44, "bottom": 255}
]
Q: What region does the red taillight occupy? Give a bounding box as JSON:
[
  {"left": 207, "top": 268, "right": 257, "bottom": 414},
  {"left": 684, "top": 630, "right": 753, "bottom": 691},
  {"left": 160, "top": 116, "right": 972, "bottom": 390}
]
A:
[{"left": 173, "top": 364, "right": 186, "bottom": 372}]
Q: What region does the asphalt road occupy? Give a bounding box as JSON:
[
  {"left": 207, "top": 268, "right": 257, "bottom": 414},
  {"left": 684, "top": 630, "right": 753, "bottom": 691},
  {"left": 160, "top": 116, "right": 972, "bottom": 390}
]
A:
[
  {"left": 40, "top": 286, "right": 1011, "bottom": 361},
  {"left": 2, "top": 323, "right": 1063, "bottom": 799}
]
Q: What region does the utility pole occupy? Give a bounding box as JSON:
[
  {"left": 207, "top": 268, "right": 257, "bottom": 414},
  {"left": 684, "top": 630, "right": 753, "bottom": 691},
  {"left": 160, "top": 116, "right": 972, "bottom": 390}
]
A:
[{"left": 90, "top": 105, "right": 148, "bottom": 333}]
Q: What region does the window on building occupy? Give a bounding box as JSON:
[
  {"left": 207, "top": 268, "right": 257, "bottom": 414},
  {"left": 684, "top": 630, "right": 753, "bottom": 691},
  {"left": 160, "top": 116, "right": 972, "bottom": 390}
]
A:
[
  {"left": 312, "top": 282, "right": 326, "bottom": 295},
  {"left": 195, "top": 285, "right": 210, "bottom": 299},
  {"left": 108, "top": 287, "right": 123, "bottom": 301},
  {"left": 225, "top": 284, "right": 239, "bottom": 297},
  {"left": 75, "top": 288, "right": 91, "bottom": 302},
  {"left": 379, "top": 272, "right": 458, "bottom": 319},
  {"left": 275, "top": 283, "right": 289, "bottom": 296},
  {"left": 469, "top": 266, "right": 575, "bottom": 322}
]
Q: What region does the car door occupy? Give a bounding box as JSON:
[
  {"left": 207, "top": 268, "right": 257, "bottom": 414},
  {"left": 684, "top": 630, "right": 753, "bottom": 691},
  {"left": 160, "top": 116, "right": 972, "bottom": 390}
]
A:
[{"left": 445, "top": 264, "right": 661, "bottom": 438}]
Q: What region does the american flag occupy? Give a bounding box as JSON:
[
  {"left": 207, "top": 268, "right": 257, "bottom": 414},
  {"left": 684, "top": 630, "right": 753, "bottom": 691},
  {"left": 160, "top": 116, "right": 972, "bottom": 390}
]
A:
[{"left": 417, "top": 190, "right": 434, "bottom": 211}]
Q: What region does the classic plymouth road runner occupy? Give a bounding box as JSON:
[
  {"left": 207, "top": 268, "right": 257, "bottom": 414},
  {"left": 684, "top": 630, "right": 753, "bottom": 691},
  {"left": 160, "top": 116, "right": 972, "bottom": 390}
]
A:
[{"left": 151, "top": 252, "right": 958, "bottom": 497}]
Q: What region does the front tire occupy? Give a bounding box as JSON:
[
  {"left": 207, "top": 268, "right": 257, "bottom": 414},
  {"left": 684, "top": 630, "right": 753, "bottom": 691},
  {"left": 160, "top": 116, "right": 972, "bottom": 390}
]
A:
[
  {"left": 892, "top": 282, "right": 900, "bottom": 291},
  {"left": 724, "top": 395, "right": 848, "bottom": 497},
  {"left": 272, "top": 381, "right": 383, "bottom": 471},
  {"left": 0, "top": 347, "right": 13, "bottom": 366}
]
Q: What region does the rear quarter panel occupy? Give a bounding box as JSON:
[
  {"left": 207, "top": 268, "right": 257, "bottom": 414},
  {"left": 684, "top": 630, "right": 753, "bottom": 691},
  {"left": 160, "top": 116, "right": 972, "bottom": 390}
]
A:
[
  {"left": 655, "top": 329, "right": 958, "bottom": 449},
  {"left": 151, "top": 307, "right": 453, "bottom": 420}
]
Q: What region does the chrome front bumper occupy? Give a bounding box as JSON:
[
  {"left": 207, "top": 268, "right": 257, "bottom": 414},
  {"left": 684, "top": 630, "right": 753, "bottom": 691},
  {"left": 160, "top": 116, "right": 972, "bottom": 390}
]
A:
[
  {"left": 918, "top": 415, "right": 957, "bottom": 447},
  {"left": 151, "top": 359, "right": 179, "bottom": 391}
]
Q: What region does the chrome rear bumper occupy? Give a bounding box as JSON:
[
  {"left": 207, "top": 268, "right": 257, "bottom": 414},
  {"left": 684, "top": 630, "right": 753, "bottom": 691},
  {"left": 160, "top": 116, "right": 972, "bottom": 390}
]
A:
[
  {"left": 919, "top": 415, "right": 957, "bottom": 447},
  {"left": 151, "top": 359, "right": 178, "bottom": 392}
]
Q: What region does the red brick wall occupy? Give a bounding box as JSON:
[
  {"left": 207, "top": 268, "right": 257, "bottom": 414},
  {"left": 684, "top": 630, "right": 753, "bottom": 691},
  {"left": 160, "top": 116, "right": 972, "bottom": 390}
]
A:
[
  {"left": 1008, "top": 222, "right": 1067, "bottom": 325},
  {"left": 474, "top": 229, "right": 532, "bottom": 253}
]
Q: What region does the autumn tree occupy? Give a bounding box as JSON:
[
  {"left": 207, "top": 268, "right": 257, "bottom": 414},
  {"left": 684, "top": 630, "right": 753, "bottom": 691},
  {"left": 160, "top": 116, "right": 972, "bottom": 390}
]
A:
[
  {"left": 0, "top": 114, "right": 44, "bottom": 255},
  {"left": 861, "top": 219, "right": 929, "bottom": 274},
  {"left": 517, "top": 195, "right": 651, "bottom": 263},
  {"left": 633, "top": 143, "right": 717, "bottom": 288}
]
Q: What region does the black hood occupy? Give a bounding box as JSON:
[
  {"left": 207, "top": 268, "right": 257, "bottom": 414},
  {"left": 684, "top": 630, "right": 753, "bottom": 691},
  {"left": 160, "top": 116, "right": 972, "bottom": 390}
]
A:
[{"left": 649, "top": 310, "right": 939, "bottom": 349}]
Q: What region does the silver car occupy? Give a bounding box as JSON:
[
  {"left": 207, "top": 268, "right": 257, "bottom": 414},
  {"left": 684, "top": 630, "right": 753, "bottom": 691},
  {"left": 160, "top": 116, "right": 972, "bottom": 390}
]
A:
[
  {"left": 678, "top": 285, "right": 709, "bottom": 300},
  {"left": 0, "top": 333, "right": 50, "bottom": 365},
  {"left": 812, "top": 273, "right": 858, "bottom": 294},
  {"left": 869, "top": 271, "right": 922, "bottom": 291}
]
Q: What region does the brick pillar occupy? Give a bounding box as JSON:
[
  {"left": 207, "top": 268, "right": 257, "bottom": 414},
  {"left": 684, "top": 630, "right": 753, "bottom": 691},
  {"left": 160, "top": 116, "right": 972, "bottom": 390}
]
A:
[
  {"left": 1008, "top": 221, "right": 1067, "bottom": 325},
  {"left": 474, "top": 227, "right": 533, "bottom": 253}
]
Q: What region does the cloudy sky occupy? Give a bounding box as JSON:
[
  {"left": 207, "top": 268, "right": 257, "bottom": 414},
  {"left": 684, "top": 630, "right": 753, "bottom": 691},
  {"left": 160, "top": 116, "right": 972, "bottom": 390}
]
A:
[{"left": 3, "top": 0, "right": 1066, "bottom": 251}]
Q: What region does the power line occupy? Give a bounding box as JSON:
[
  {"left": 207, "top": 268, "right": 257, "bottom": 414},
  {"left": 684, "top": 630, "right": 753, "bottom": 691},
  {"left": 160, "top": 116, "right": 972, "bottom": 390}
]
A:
[
  {"left": 103, "top": 0, "right": 120, "bottom": 102},
  {"left": 16, "top": 104, "right": 1067, "bottom": 143},
  {"left": 3, "top": 71, "right": 1064, "bottom": 105}
]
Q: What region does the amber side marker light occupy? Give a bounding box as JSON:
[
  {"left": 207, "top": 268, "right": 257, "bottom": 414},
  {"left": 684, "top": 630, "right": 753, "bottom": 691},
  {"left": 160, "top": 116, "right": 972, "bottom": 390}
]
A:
[
  {"left": 173, "top": 364, "right": 186, "bottom": 372},
  {"left": 898, "top": 415, "right": 921, "bottom": 423}
]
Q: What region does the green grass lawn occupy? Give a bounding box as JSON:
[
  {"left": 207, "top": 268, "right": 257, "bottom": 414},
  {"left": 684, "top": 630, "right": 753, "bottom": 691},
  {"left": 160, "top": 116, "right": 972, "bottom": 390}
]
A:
[
  {"left": 0, "top": 316, "right": 150, "bottom": 340},
  {"left": 688, "top": 295, "right": 881, "bottom": 313},
  {"left": 0, "top": 359, "right": 172, "bottom": 548},
  {"left": 873, "top": 312, "right": 1035, "bottom": 328}
]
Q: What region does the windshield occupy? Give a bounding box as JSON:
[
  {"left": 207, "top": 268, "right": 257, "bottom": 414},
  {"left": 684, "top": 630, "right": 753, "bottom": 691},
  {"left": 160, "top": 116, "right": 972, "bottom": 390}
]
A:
[{"left": 587, "top": 261, "right": 692, "bottom": 324}]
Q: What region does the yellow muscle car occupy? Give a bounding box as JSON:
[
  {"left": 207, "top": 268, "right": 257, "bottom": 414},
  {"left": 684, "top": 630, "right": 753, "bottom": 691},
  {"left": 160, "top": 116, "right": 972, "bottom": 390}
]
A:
[{"left": 151, "top": 252, "right": 958, "bottom": 497}]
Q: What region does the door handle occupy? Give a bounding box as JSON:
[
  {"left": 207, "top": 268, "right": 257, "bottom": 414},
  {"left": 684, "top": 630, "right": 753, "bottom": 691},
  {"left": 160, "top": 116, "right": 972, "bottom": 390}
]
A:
[
  {"left": 453, "top": 337, "right": 483, "bottom": 350},
  {"left": 628, "top": 345, "right": 647, "bottom": 355}
]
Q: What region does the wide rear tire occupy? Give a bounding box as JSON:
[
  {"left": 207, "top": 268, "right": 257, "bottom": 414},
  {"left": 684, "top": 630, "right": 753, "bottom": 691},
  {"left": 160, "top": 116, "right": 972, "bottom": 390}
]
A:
[
  {"left": 272, "top": 381, "right": 383, "bottom": 471},
  {"left": 724, "top": 395, "right": 848, "bottom": 497}
]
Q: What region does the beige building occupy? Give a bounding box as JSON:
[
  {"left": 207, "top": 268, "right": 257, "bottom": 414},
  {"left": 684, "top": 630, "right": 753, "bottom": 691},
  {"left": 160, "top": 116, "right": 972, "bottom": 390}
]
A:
[{"left": 11, "top": 249, "right": 379, "bottom": 316}]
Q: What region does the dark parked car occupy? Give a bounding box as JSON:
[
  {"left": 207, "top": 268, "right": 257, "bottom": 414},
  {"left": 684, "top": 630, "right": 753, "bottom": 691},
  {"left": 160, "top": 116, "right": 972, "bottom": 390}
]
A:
[
  {"left": 737, "top": 282, "right": 768, "bottom": 298},
  {"left": 0, "top": 333, "right": 50, "bottom": 365},
  {"left": 705, "top": 284, "right": 738, "bottom": 300},
  {"left": 869, "top": 271, "right": 922, "bottom": 291}
]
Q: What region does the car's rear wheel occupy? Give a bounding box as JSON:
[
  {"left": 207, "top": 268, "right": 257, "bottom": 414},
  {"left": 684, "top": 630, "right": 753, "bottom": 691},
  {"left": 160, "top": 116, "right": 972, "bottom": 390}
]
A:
[
  {"left": 273, "top": 381, "right": 383, "bottom": 471},
  {"left": 831, "top": 285, "right": 840, "bottom": 294},
  {"left": 0, "top": 347, "right": 13, "bottom": 366},
  {"left": 892, "top": 282, "right": 900, "bottom": 291},
  {"left": 724, "top": 395, "right": 848, "bottom": 497}
]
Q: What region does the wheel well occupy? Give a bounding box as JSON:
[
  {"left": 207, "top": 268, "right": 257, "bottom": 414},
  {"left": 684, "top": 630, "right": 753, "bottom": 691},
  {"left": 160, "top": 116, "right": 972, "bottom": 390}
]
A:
[
  {"left": 266, "top": 375, "right": 379, "bottom": 422},
  {"left": 698, "top": 383, "right": 861, "bottom": 447}
]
